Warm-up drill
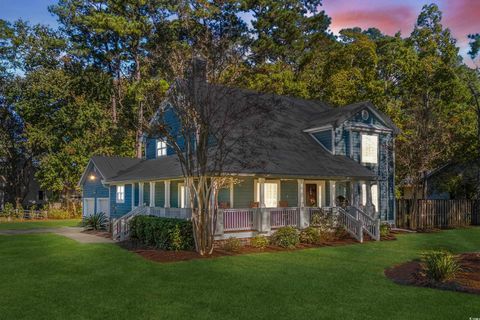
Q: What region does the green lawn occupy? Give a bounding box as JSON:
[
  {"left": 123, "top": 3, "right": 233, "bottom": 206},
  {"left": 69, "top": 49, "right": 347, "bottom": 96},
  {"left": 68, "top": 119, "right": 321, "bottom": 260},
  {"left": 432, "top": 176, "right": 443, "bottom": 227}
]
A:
[
  {"left": 0, "top": 229, "right": 479, "bottom": 320},
  {"left": 0, "top": 219, "right": 81, "bottom": 230}
]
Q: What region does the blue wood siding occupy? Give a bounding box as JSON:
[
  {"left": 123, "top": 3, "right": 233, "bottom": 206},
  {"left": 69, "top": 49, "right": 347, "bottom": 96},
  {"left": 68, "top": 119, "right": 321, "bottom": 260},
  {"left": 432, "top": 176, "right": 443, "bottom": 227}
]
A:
[
  {"left": 109, "top": 184, "right": 133, "bottom": 218},
  {"left": 143, "top": 183, "right": 150, "bottom": 205},
  {"left": 333, "top": 108, "right": 395, "bottom": 222},
  {"left": 312, "top": 130, "right": 333, "bottom": 152},
  {"left": 155, "top": 182, "right": 165, "bottom": 207},
  {"left": 280, "top": 180, "right": 298, "bottom": 206},
  {"left": 82, "top": 166, "right": 109, "bottom": 199},
  {"left": 145, "top": 138, "right": 157, "bottom": 159},
  {"left": 134, "top": 183, "right": 139, "bottom": 206},
  {"left": 233, "top": 177, "right": 254, "bottom": 208}
]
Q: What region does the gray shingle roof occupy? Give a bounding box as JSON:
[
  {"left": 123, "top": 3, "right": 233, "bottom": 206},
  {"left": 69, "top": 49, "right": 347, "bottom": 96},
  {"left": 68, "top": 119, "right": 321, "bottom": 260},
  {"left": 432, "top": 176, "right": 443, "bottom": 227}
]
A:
[
  {"left": 83, "top": 84, "right": 399, "bottom": 184},
  {"left": 90, "top": 156, "right": 143, "bottom": 180}
]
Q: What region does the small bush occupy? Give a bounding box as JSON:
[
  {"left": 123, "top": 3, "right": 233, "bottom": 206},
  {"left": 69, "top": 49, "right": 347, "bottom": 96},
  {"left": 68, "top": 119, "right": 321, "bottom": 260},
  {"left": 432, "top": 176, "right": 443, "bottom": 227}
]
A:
[
  {"left": 422, "top": 250, "right": 460, "bottom": 282},
  {"left": 129, "top": 215, "right": 194, "bottom": 251},
  {"left": 300, "top": 227, "right": 321, "bottom": 244},
  {"left": 47, "top": 208, "right": 71, "bottom": 219},
  {"left": 223, "top": 237, "right": 242, "bottom": 252},
  {"left": 1, "top": 203, "right": 15, "bottom": 217},
  {"left": 380, "top": 223, "right": 391, "bottom": 237},
  {"left": 271, "top": 226, "right": 299, "bottom": 248},
  {"left": 83, "top": 212, "right": 108, "bottom": 230},
  {"left": 251, "top": 235, "right": 269, "bottom": 249}
]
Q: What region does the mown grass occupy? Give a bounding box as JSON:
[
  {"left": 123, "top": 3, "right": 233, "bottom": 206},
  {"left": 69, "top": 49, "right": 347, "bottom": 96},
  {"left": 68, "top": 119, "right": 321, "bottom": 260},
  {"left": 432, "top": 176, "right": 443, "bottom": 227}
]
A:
[
  {"left": 0, "top": 228, "right": 478, "bottom": 319},
  {"left": 0, "top": 219, "right": 81, "bottom": 230}
]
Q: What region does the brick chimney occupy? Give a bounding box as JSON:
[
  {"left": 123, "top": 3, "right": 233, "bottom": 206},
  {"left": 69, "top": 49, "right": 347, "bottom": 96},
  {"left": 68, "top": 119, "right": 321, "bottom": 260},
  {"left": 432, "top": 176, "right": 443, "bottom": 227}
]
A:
[{"left": 191, "top": 57, "right": 207, "bottom": 83}]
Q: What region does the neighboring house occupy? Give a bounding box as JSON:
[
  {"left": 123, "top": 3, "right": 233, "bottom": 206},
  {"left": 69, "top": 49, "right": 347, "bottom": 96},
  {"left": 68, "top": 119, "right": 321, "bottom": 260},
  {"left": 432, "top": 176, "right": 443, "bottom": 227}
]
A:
[
  {"left": 79, "top": 68, "right": 399, "bottom": 240},
  {"left": 401, "top": 162, "right": 479, "bottom": 200}
]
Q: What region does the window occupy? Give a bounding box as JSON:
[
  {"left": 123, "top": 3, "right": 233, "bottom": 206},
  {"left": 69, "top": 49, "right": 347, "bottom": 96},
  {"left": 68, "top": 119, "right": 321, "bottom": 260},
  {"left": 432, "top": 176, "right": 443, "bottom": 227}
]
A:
[
  {"left": 116, "top": 185, "right": 125, "bottom": 203},
  {"left": 156, "top": 139, "right": 167, "bottom": 157},
  {"left": 361, "top": 134, "right": 378, "bottom": 164},
  {"left": 256, "top": 181, "right": 279, "bottom": 208}
]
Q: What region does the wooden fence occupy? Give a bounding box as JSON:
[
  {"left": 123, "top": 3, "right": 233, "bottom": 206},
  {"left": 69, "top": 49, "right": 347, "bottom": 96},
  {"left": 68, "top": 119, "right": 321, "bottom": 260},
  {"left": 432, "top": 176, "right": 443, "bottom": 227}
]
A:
[{"left": 396, "top": 199, "right": 480, "bottom": 230}]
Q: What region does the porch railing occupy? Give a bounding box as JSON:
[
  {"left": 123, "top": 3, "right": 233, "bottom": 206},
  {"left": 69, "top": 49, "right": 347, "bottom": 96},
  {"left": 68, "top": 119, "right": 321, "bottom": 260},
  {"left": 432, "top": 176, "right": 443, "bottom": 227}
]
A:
[
  {"left": 337, "top": 207, "right": 363, "bottom": 242},
  {"left": 347, "top": 206, "right": 381, "bottom": 241},
  {"left": 269, "top": 207, "right": 300, "bottom": 228},
  {"left": 223, "top": 208, "right": 255, "bottom": 232},
  {"left": 112, "top": 205, "right": 148, "bottom": 241},
  {"left": 148, "top": 207, "right": 192, "bottom": 219}
]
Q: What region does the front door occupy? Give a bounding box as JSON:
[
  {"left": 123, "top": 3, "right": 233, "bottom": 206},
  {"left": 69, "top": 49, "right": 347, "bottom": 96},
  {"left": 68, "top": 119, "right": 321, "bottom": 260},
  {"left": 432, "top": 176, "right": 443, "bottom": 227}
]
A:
[{"left": 306, "top": 184, "right": 318, "bottom": 207}]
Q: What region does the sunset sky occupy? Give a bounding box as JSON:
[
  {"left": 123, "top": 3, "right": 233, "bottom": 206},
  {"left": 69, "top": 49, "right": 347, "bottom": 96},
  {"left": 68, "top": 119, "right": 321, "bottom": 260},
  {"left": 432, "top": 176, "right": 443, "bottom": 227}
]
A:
[{"left": 1, "top": 0, "right": 479, "bottom": 65}]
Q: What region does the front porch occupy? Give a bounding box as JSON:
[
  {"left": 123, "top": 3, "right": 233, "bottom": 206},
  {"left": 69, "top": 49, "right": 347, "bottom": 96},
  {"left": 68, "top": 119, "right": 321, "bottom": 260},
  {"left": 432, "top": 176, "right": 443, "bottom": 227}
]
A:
[{"left": 112, "top": 177, "right": 381, "bottom": 242}]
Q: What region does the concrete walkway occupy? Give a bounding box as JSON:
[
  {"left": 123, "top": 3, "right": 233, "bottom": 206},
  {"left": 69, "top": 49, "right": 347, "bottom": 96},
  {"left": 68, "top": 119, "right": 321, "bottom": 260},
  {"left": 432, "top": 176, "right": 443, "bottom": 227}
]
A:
[{"left": 0, "top": 227, "right": 114, "bottom": 244}]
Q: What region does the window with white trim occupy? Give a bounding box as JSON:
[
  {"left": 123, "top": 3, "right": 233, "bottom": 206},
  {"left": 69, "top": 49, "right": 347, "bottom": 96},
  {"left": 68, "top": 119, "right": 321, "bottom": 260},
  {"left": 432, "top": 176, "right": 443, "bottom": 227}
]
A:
[
  {"left": 116, "top": 185, "right": 125, "bottom": 203},
  {"left": 156, "top": 139, "right": 167, "bottom": 157},
  {"left": 256, "top": 181, "right": 279, "bottom": 208},
  {"left": 361, "top": 134, "right": 378, "bottom": 164}
]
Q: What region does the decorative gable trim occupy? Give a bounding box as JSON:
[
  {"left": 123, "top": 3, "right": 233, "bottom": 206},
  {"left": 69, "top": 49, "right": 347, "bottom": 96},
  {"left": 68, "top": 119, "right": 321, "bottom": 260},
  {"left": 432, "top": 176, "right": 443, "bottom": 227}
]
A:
[{"left": 78, "top": 160, "right": 107, "bottom": 187}]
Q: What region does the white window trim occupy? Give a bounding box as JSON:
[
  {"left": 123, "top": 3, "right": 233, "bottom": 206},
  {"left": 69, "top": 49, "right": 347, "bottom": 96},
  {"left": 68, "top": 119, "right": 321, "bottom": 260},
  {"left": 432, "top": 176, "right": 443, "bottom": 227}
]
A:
[
  {"left": 116, "top": 185, "right": 125, "bottom": 203},
  {"left": 361, "top": 133, "right": 379, "bottom": 164},
  {"left": 254, "top": 179, "right": 281, "bottom": 208},
  {"left": 156, "top": 139, "right": 167, "bottom": 157}
]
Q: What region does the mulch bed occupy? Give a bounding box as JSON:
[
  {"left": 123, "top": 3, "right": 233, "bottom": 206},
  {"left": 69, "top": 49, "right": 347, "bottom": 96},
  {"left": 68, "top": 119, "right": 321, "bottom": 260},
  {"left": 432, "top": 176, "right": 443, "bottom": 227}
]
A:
[
  {"left": 385, "top": 253, "right": 480, "bottom": 295},
  {"left": 118, "top": 232, "right": 397, "bottom": 263}
]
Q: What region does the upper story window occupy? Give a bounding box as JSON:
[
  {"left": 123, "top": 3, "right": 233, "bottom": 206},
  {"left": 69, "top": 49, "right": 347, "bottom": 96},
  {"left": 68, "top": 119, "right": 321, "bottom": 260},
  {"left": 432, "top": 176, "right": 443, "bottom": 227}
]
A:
[
  {"left": 156, "top": 139, "right": 167, "bottom": 157},
  {"left": 116, "top": 185, "right": 125, "bottom": 203},
  {"left": 361, "top": 134, "right": 378, "bottom": 164}
]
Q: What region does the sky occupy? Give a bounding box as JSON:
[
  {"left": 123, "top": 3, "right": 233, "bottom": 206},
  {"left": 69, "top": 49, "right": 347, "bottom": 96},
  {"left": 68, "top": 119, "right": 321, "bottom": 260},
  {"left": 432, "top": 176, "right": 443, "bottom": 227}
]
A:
[{"left": 0, "top": 0, "right": 479, "bottom": 65}]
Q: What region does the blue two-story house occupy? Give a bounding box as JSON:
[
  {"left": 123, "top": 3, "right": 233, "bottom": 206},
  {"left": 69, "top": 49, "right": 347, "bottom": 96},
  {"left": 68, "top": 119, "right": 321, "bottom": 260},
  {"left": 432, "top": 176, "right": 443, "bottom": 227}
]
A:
[{"left": 79, "top": 68, "right": 399, "bottom": 242}]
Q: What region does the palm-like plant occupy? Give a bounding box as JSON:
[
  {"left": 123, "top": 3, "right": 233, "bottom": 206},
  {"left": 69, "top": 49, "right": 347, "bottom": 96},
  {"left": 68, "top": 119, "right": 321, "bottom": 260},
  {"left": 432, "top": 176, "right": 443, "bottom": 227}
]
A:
[{"left": 83, "top": 212, "right": 108, "bottom": 231}]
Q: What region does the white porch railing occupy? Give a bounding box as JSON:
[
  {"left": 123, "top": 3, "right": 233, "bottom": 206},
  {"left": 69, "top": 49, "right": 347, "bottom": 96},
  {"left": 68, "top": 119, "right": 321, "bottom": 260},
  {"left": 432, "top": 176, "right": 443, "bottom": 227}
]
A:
[
  {"left": 336, "top": 207, "right": 364, "bottom": 242},
  {"left": 269, "top": 207, "right": 300, "bottom": 228},
  {"left": 112, "top": 206, "right": 148, "bottom": 241},
  {"left": 148, "top": 207, "right": 192, "bottom": 219},
  {"left": 223, "top": 208, "right": 255, "bottom": 232},
  {"left": 347, "top": 206, "right": 381, "bottom": 241}
]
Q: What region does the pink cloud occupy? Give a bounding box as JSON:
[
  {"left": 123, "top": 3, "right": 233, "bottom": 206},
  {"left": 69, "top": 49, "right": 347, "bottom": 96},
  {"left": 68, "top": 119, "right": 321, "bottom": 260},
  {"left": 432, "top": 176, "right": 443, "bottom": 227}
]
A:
[{"left": 327, "top": 5, "right": 416, "bottom": 36}]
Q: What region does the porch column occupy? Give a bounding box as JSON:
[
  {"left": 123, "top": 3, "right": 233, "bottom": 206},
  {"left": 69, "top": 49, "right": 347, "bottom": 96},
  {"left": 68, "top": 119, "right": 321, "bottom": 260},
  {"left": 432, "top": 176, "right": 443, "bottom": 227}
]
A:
[
  {"left": 139, "top": 182, "right": 144, "bottom": 206},
  {"left": 257, "top": 178, "right": 270, "bottom": 234},
  {"left": 184, "top": 178, "right": 190, "bottom": 208},
  {"left": 229, "top": 179, "right": 234, "bottom": 208},
  {"left": 149, "top": 181, "right": 155, "bottom": 207},
  {"left": 298, "top": 179, "right": 309, "bottom": 229},
  {"left": 330, "top": 181, "right": 336, "bottom": 207},
  {"left": 365, "top": 181, "right": 375, "bottom": 216},
  {"left": 164, "top": 180, "right": 170, "bottom": 208},
  {"left": 131, "top": 183, "right": 135, "bottom": 210}
]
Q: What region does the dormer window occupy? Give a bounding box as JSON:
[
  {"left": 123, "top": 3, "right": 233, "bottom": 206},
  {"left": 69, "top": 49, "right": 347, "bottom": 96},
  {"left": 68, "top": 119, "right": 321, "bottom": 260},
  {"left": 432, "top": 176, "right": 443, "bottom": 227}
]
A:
[
  {"left": 156, "top": 139, "right": 167, "bottom": 157},
  {"left": 361, "top": 134, "right": 378, "bottom": 164}
]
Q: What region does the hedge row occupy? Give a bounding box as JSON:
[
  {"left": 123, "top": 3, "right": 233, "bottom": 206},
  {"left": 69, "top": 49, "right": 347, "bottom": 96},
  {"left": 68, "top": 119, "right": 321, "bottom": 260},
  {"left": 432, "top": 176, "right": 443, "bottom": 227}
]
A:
[{"left": 129, "top": 215, "right": 195, "bottom": 251}]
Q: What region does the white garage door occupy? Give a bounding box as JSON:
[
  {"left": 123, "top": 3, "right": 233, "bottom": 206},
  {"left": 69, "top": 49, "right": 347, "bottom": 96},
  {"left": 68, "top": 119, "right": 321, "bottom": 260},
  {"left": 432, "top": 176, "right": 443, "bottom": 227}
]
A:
[
  {"left": 96, "top": 198, "right": 110, "bottom": 217},
  {"left": 83, "top": 198, "right": 95, "bottom": 217}
]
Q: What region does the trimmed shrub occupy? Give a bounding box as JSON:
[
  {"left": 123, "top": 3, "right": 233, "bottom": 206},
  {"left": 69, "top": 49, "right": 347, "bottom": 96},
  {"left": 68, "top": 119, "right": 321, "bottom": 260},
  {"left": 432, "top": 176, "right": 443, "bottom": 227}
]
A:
[
  {"left": 223, "top": 237, "right": 242, "bottom": 252},
  {"left": 271, "top": 226, "right": 299, "bottom": 248},
  {"left": 1, "top": 203, "right": 15, "bottom": 217},
  {"left": 251, "top": 235, "right": 269, "bottom": 249},
  {"left": 422, "top": 250, "right": 460, "bottom": 282},
  {"left": 47, "top": 208, "right": 71, "bottom": 219},
  {"left": 300, "top": 227, "right": 321, "bottom": 244},
  {"left": 380, "top": 223, "right": 391, "bottom": 237},
  {"left": 83, "top": 212, "right": 108, "bottom": 230},
  {"left": 129, "top": 215, "right": 194, "bottom": 251}
]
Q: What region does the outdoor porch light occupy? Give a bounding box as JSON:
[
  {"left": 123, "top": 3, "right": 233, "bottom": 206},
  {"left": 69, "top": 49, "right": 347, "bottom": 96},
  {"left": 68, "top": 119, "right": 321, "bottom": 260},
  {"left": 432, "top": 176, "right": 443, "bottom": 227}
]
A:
[{"left": 89, "top": 174, "right": 96, "bottom": 181}]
